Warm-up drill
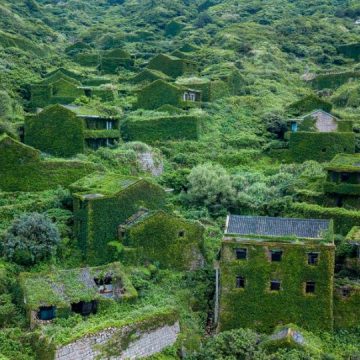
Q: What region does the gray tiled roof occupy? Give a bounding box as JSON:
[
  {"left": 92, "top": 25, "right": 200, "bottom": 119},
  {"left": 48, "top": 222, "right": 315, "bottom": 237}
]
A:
[{"left": 226, "top": 215, "right": 330, "bottom": 239}]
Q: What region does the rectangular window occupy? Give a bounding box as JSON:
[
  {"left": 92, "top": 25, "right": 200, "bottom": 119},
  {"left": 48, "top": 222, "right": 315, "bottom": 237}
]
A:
[
  {"left": 305, "top": 281, "right": 315, "bottom": 294},
  {"left": 308, "top": 252, "right": 319, "bottom": 265},
  {"left": 271, "top": 250, "right": 283, "bottom": 262},
  {"left": 236, "top": 276, "right": 245, "bottom": 288},
  {"left": 341, "top": 287, "right": 351, "bottom": 298},
  {"left": 270, "top": 280, "right": 281, "bottom": 291},
  {"left": 235, "top": 248, "right": 247, "bottom": 260}
]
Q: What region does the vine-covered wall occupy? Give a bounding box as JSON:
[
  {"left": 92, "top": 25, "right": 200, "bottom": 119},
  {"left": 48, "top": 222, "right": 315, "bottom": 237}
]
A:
[
  {"left": 333, "top": 285, "right": 360, "bottom": 329},
  {"left": 289, "top": 132, "right": 355, "bottom": 162},
  {"left": 0, "top": 135, "right": 98, "bottom": 192},
  {"left": 25, "top": 105, "right": 85, "bottom": 158},
  {"left": 337, "top": 43, "right": 360, "bottom": 61},
  {"left": 147, "top": 54, "right": 196, "bottom": 78},
  {"left": 310, "top": 72, "right": 360, "bottom": 90},
  {"left": 123, "top": 211, "right": 204, "bottom": 270},
  {"left": 135, "top": 80, "right": 182, "bottom": 109},
  {"left": 73, "top": 180, "right": 167, "bottom": 264},
  {"left": 287, "top": 95, "right": 333, "bottom": 116},
  {"left": 219, "top": 239, "right": 335, "bottom": 333},
  {"left": 121, "top": 115, "right": 201, "bottom": 143}
]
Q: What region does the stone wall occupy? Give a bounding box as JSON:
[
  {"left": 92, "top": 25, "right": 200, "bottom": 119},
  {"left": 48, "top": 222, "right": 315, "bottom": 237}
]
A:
[{"left": 55, "top": 322, "right": 180, "bottom": 360}]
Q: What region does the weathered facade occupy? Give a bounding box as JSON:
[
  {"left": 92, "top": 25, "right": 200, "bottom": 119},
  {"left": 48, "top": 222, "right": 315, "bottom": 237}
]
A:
[
  {"left": 323, "top": 154, "right": 360, "bottom": 209},
  {"left": 147, "top": 53, "right": 196, "bottom": 78},
  {"left": 25, "top": 105, "right": 120, "bottom": 157},
  {"left": 19, "top": 262, "right": 137, "bottom": 328},
  {"left": 288, "top": 109, "right": 355, "bottom": 162},
  {"left": 218, "top": 215, "right": 335, "bottom": 333},
  {"left": 71, "top": 173, "right": 167, "bottom": 264},
  {"left": 120, "top": 210, "right": 205, "bottom": 270}
]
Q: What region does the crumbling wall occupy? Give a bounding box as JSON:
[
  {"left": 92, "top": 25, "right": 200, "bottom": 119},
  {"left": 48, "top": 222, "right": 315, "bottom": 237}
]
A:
[{"left": 54, "top": 322, "right": 180, "bottom": 360}]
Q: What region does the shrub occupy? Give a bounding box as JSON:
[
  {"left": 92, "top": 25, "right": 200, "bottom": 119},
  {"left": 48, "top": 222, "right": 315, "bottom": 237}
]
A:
[
  {"left": 187, "top": 328, "right": 264, "bottom": 360},
  {"left": 186, "top": 163, "right": 235, "bottom": 212},
  {"left": 1, "top": 213, "right": 60, "bottom": 265}
]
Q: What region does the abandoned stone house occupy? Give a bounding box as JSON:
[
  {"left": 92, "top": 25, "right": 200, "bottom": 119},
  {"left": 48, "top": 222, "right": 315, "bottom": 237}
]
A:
[
  {"left": 288, "top": 109, "right": 355, "bottom": 162},
  {"left": 24, "top": 104, "right": 120, "bottom": 157},
  {"left": 147, "top": 53, "right": 196, "bottom": 78},
  {"left": 119, "top": 209, "right": 205, "bottom": 270},
  {"left": 19, "top": 262, "right": 137, "bottom": 328},
  {"left": 323, "top": 154, "right": 360, "bottom": 209},
  {"left": 288, "top": 110, "right": 352, "bottom": 133},
  {"left": 71, "top": 172, "right": 167, "bottom": 264},
  {"left": 131, "top": 68, "right": 172, "bottom": 84},
  {"left": 99, "top": 48, "right": 134, "bottom": 74},
  {"left": 30, "top": 68, "right": 115, "bottom": 108},
  {"left": 218, "top": 215, "right": 360, "bottom": 333},
  {"left": 218, "top": 215, "right": 335, "bottom": 333},
  {"left": 0, "top": 134, "right": 97, "bottom": 192},
  {"left": 135, "top": 79, "right": 202, "bottom": 110}
]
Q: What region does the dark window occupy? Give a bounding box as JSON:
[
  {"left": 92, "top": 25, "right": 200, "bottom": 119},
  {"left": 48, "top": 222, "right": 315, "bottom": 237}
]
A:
[
  {"left": 235, "top": 248, "right": 247, "bottom": 260},
  {"left": 38, "top": 306, "right": 56, "bottom": 321},
  {"left": 336, "top": 196, "right": 343, "bottom": 208},
  {"left": 178, "top": 231, "right": 185, "bottom": 237},
  {"left": 271, "top": 250, "right": 283, "bottom": 262},
  {"left": 236, "top": 276, "right": 245, "bottom": 288},
  {"left": 340, "top": 173, "right": 350, "bottom": 182},
  {"left": 342, "top": 287, "right": 351, "bottom": 298},
  {"left": 71, "top": 301, "right": 98, "bottom": 316},
  {"left": 305, "top": 281, "right": 315, "bottom": 293},
  {"left": 270, "top": 280, "right": 281, "bottom": 291},
  {"left": 119, "top": 230, "right": 125, "bottom": 239},
  {"left": 308, "top": 252, "right": 319, "bottom": 265}
]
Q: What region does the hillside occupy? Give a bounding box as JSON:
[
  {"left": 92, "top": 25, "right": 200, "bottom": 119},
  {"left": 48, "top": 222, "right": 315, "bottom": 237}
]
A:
[{"left": 0, "top": 1, "right": 359, "bottom": 359}]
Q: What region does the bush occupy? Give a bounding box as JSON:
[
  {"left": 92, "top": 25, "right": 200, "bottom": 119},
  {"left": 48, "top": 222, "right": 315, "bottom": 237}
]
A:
[
  {"left": 1, "top": 213, "right": 60, "bottom": 265},
  {"left": 186, "top": 163, "right": 235, "bottom": 213},
  {"left": 187, "top": 328, "right": 264, "bottom": 360}
]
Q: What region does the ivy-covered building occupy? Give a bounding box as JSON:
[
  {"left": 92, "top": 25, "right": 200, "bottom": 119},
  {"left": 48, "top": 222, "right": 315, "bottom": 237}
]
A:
[
  {"left": 119, "top": 210, "right": 204, "bottom": 270},
  {"left": 100, "top": 48, "right": 134, "bottom": 74},
  {"left": 0, "top": 134, "right": 98, "bottom": 192},
  {"left": 25, "top": 105, "right": 120, "bottom": 157},
  {"left": 218, "top": 215, "right": 335, "bottom": 333},
  {"left": 288, "top": 109, "right": 355, "bottom": 162},
  {"left": 121, "top": 113, "right": 202, "bottom": 143},
  {"left": 147, "top": 53, "right": 196, "bottom": 78},
  {"left": 135, "top": 79, "right": 202, "bottom": 110},
  {"left": 131, "top": 69, "right": 172, "bottom": 84},
  {"left": 71, "top": 173, "right": 167, "bottom": 264},
  {"left": 19, "top": 262, "right": 137, "bottom": 328},
  {"left": 29, "top": 68, "right": 116, "bottom": 108},
  {"left": 323, "top": 154, "right": 360, "bottom": 209},
  {"left": 30, "top": 72, "right": 84, "bottom": 108}
]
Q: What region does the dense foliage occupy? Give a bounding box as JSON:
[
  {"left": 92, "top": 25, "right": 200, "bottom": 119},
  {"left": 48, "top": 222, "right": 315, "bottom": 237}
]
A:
[{"left": 0, "top": 0, "right": 359, "bottom": 358}]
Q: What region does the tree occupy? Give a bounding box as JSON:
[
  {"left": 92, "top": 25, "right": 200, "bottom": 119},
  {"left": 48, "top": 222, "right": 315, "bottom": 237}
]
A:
[
  {"left": 186, "top": 163, "right": 235, "bottom": 213},
  {"left": 1, "top": 213, "right": 60, "bottom": 265},
  {"left": 262, "top": 112, "right": 287, "bottom": 139}
]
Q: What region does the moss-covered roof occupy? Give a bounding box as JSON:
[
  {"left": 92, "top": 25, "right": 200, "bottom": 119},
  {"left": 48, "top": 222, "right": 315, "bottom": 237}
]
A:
[
  {"left": 19, "top": 262, "right": 137, "bottom": 310},
  {"left": 0, "top": 134, "right": 40, "bottom": 157},
  {"left": 70, "top": 172, "right": 155, "bottom": 198},
  {"left": 62, "top": 105, "right": 118, "bottom": 119},
  {"left": 176, "top": 76, "right": 210, "bottom": 85},
  {"left": 325, "top": 153, "right": 360, "bottom": 172}
]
